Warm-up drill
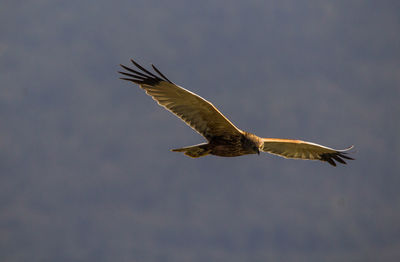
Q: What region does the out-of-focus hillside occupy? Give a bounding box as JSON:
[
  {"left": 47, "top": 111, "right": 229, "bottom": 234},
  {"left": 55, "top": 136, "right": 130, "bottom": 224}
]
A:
[{"left": 1, "top": 1, "right": 399, "bottom": 261}]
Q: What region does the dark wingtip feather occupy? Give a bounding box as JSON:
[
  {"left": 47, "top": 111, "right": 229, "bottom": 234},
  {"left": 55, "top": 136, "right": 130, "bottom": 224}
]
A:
[
  {"left": 320, "top": 149, "right": 355, "bottom": 167},
  {"left": 120, "top": 64, "right": 150, "bottom": 78},
  {"left": 339, "top": 153, "right": 354, "bottom": 160},
  {"left": 119, "top": 59, "right": 174, "bottom": 86},
  {"left": 326, "top": 157, "right": 337, "bottom": 166},
  {"left": 118, "top": 71, "right": 147, "bottom": 80},
  {"left": 331, "top": 154, "right": 347, "bottom": 164},
  {"left": 119, "top": 77, "right": 142, "bottom": 85},
  {"left": 152, "top": 64, "right": 173, "bottom": 83},
  {"left": 130, "top": 59, "right": 159, "bottom": 79}
]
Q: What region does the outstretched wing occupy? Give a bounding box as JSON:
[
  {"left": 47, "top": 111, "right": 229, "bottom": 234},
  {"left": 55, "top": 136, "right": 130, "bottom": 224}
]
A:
[
  {"left": 118, "top": 59, "right": 242, "bottom": 140},
  {"left": 261, "top": 138, "right": 354, "bottom": 166}
]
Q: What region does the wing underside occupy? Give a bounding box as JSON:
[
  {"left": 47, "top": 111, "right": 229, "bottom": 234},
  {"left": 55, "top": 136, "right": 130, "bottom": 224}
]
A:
[
  {"left": 118, "top": 59, "right": 242, "bottom": 140},
  {"left": 262, "top": 138, "right": 354, "bottom": 166}
]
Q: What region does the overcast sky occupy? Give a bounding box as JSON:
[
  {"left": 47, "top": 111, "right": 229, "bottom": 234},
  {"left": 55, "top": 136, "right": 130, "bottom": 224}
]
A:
[{"left": 1, "top": 0, "right": 400, "bottom": 261}]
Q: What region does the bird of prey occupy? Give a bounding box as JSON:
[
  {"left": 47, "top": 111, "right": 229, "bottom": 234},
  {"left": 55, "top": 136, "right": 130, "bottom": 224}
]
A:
[{"left": 119, "top": 59, "right": 354, "bottom": 166}]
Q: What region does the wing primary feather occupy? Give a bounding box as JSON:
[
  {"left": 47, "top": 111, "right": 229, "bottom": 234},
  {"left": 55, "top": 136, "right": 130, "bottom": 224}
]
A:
[
  {"left": 320, "top": 151, "right": 353, "bottom": 166},
  {"left": 130, "top": 59, "right": 161, "bottom": 80},
  {"left": 118, "top": 71, "right": 147, "bottom": 80},
  {"left": 119, "top": 77, "right": 144, "bottom": 84},
  {"left": 119, "top": 61, "right": 163, "bottom": 86},
  {"left": 325, "top": 157, "right": 336, "bottom": 166},
  {"left": 120, "top": 64, "right": 151, "bottom": 78},
  {"left": 331, "top": 154, "right": 346, "bottom": 164},
  {"left": 151, "top": 64, "right": 173, "bottom": 83},
  {"left": 338, "top": 153, "right": 354, "bottom": 160}
]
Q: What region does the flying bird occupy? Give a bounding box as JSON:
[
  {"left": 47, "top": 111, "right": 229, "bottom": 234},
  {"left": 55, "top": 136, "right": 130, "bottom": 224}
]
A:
[{"left": 119, "top": 59, "right": 354, "bottom": 166}]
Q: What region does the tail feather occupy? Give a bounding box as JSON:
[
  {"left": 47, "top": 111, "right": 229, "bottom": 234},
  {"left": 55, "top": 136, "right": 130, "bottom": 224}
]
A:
[{"left": 171, "top": 143, "right": 211, "bottom": 158}]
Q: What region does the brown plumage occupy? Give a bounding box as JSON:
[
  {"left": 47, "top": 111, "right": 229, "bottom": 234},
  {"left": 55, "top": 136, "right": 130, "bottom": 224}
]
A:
[{"left": 119, "top": 59, "right": 354, "bottom": 166}]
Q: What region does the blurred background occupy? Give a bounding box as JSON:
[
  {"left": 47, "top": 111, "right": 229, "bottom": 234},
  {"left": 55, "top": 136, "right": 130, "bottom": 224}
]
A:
[{"left": 1, "top": 0, "right": 399, "bottom": 261}]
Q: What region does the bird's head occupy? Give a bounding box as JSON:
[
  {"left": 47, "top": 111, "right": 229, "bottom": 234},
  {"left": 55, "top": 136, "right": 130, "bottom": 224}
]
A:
[{"left": 243, "top": 132, "right": 262, "bottom": 155}]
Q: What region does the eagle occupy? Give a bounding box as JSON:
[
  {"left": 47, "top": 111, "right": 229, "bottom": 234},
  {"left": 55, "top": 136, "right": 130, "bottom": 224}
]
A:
[{"left": 119, "top": 59, "right": 354, "bottom": 166}]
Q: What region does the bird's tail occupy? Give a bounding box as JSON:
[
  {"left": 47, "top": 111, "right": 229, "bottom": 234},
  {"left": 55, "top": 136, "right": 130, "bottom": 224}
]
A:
[{"left": 171, "top": 143, "right": 211, "bottom": 158}]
